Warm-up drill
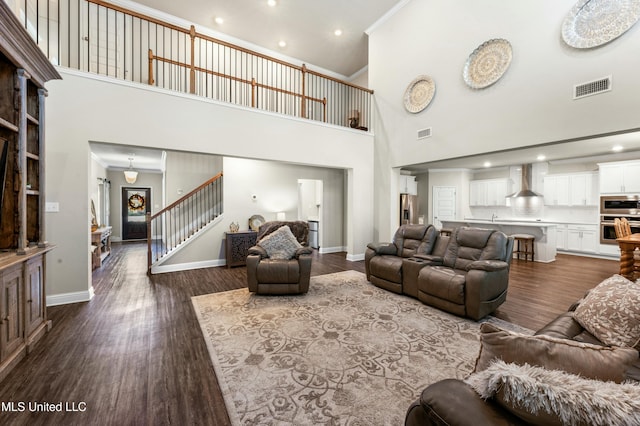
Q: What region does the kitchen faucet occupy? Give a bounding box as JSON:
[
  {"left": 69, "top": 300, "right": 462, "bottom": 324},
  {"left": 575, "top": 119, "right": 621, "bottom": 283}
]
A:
[{"left": 491, "top": 213, "right": 498, "bottom": 222}]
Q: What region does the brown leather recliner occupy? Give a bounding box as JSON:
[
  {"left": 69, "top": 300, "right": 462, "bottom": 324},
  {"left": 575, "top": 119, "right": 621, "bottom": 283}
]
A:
[
  {"left": 365, "top": 224, "right": 439, "bottom": 294},
  {"left": 417, "top": 227, "right": 514, "bottom": 321},
  {"left": 246, "top": 221, "right": 313, "bottom": 295}
]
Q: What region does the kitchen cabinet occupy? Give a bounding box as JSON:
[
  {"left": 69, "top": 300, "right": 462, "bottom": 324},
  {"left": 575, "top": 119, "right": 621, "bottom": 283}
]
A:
[
  {"left": 399, "top": 175, "right": 417, "bottom": 195},
  {"left": 543, "top": 173, "right": 597, "bottom": 206},
  {"left": 566, "top": 225, "right": 598, "bottom": 253},
  {"left": 599, "top": 161, "right": 640, "bottom": 194},
  {"left": 469, "top": 178, "right": 512, "bottom": 206},
  {"left": 555, "top": 224, "right": 567, "bottom": 250},
  {"left": 0, "top": 264, "right": 23, "bottom": 362}
]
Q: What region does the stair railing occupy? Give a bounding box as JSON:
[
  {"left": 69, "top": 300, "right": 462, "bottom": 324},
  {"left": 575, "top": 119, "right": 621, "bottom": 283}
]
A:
[{"left": 147, "top": 172, "right": 223, "bottom": 273}]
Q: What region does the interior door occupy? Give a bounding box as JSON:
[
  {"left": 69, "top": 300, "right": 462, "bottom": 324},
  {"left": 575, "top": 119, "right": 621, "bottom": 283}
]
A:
[
  {"left": 432, "top": 186, "right": 456, "bottom": 229},
  {"left": 122, "top": 187, "right": 150, "bottom": 240}
]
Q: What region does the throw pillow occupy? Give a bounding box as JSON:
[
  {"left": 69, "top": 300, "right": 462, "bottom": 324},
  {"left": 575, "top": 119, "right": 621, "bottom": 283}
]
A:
[
  {"left": 465, "top": 360, "right": 640, "bottom": 426},
  {"left": 573, "top": 274, "right": 640, "bottom": 349},
  {"left": 257, "top": 225, "right": 302, "bottom": 260},
  {"left": 474, "top": 323, "right": 638, "bottom": 383}
]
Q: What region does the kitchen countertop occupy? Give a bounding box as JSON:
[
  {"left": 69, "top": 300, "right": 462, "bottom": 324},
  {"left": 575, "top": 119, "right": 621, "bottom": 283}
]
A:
[{"left": 463, "top": 218, "right": 598, "bottom": 226}]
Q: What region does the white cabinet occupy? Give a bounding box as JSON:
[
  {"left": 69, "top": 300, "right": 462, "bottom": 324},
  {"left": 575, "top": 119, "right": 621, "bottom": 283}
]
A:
[
  {"left": 543, "top": 173, "right": 597, "bottom": 206},
  {"left": 599, "top": 161, "right": 640, "bottom": 194},
  {"left": 566, "top": 225, "right": 598, "bottom": 253},
  {"left": 399, "top": 175, "right": 417, "bottom": 195},
  {"left": 469, "top": 179, "right": 512, "bottom": 206},
  {"left": 555, "top": 224, "right": 567, "bottom": 250}
]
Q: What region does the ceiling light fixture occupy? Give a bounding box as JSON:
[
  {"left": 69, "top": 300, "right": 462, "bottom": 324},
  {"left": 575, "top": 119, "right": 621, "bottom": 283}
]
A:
[
  {"left": 334, "top": 29, "right": 343, "bottom": 36},
  {"left": 214, "top": 16, "right": 224, "bottom": 25},
  {"left": 537, "top": 154, "right": 546, "bottom": 161},
  {"left": 124, "top": 157, "right": 138, "bottom": 184},
  {"left": 267, "top": 0, "right": 276, "bottom": 7},
  {"left": 483, "top": 161, "right": 491, "bottom": 168},
  {"left": 612, "top": 145, "right": 624, "bottom": 152},
  {"left": 278, "top": 40, "right": 287, "bottom": 48}
]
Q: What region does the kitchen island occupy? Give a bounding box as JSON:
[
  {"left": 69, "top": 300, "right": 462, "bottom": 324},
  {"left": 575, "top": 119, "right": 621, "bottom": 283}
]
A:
[{"left": 441, "top": 219, "right": 557, "bottom": 262}]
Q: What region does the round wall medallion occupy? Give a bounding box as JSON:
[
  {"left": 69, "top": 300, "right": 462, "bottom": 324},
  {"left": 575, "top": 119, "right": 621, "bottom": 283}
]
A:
[
  {"left": 562, "top": 0, "right": 640, "bottom": 48},
  {"left": 403, "top": 75, "right": 436, "bottom": 113},
  {"left": 463, "top": 38, "right": 512, "bottom": 89}
]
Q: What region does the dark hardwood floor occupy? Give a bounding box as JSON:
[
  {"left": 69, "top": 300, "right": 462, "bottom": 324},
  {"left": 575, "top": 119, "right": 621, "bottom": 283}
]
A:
[{"left": 0, "top": 243, "right": 620, "bottom": 425}]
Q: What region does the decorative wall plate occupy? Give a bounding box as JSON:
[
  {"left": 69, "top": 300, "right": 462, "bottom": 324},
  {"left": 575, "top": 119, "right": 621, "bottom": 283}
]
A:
[
  {"left": 463, "top": 39, "right": 512, "bottom": 89},
  {"left": 403, "top": 75, "right": 435, "bottom": 113},
  {"left": 562, "top": 0, "right": 640, "bottom": 48},
  {"left": 249, "top": 214, "right": 265, "bottom": 232}
]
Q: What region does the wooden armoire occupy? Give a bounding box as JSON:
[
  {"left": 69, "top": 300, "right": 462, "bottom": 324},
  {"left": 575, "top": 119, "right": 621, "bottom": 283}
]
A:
[{"left": 0, "top": 1, "right": 61, "bottom": 382}]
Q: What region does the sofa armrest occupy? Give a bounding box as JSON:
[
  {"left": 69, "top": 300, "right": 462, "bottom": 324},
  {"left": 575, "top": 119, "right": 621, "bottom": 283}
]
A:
[
  {"left": 366, "top": 242, "right": 397, "bottom": 255},
  {"left": 466, "top": 260, "right": 509, "bottom": 272},
  {"left": 248, "top": 245, "right": 268, "bottom": 258},
  {"left": 295, "top": 246, "right": 313, "bottom": 258},
  {"left": 405, "top": 379, "right": 523, "bottom": 426}
]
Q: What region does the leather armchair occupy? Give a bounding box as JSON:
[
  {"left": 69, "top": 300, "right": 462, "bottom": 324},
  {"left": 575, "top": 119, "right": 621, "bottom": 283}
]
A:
[
  {"left": 246, "top": 221, "right": 313, "bottom": 295},
  {"left": 417, "top": 227, "right": 514, "bottom": 320},
  {"left": 365, "top": 224, "right": 439, "bottom": 294}
]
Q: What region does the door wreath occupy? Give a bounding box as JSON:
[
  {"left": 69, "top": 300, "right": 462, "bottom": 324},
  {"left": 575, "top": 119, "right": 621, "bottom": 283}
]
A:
[{"left": 128, "top": 193, "right": 145, "bottom": 212}]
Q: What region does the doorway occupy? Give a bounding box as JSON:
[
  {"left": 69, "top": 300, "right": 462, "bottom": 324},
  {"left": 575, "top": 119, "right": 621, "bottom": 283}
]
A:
[
  {"left": 122, "top": 187, "right": 150, "bottom": 240},
  {"left": 432, "top": 186, "right": 456, "bottom": 229}
]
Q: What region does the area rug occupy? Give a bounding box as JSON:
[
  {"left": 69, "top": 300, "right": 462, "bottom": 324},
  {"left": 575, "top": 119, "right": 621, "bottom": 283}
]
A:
[{"left": 192, "top": 270, "right": 530, "bottom": 425}]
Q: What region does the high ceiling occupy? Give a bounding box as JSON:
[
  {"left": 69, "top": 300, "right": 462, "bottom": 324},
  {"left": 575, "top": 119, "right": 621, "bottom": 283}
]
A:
[{"left": 131, "top": 0, "right": 404, "bottom": 78}]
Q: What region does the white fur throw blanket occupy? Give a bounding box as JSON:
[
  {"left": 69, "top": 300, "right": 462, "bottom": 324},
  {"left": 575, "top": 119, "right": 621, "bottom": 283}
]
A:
[{"left": 465, "top": 360, "right": 640, "bottom": 426}]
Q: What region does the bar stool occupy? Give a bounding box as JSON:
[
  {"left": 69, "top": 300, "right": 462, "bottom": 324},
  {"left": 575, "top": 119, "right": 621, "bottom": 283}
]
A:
[{"left": 511, "top": 234, "right": 535, "bottom": 261}]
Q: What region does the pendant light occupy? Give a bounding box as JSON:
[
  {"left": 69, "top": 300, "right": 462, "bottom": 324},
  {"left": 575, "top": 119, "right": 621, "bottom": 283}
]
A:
[{"left": 124, "top": 157, "right": 138, "bottom": 184}]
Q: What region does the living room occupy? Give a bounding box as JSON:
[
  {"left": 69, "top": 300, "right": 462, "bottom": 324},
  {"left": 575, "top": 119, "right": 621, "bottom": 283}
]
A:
[{"left": 1, "top": 0, "right": 640, "bottom": 424}]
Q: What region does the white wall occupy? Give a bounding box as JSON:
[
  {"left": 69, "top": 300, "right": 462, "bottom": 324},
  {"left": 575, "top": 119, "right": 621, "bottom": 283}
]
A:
[
  {"left": 369, "top": 0, "right": 640, "bottom": 240},
  {"left": 45, "top": 69, "right": 373, "bottom": 303}
]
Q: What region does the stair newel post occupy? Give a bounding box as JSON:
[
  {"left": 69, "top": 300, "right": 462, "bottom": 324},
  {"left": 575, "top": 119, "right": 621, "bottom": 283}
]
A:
[
  {"left": 301, "top": 64, "right": 307, "bottom": 119},
  {"left": 148, "top": 49, "right": 154, "bottom": 85},
  {"left": 189, "top": 25, "right": 196, "bottom": 94},
  {"left": 147, "top": 212, "right": 152, "bottom": 274},
  {"left": 322, "top": 97, "right": 327, "bottom": 123}
]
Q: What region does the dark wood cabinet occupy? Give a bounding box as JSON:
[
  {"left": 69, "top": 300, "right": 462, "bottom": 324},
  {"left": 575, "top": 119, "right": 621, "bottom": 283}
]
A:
[
  {"left": 0, "top": 1, "right": 59, "bottom": 382},
  {"left": 225, "top": 231, "right": 257, "bottom": 268}
]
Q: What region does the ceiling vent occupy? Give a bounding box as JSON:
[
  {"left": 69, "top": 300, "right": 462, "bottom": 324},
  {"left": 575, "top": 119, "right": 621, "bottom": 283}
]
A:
[
  {"left": 574, "top": 76, "right": 611, "bottom": 99},
  {"left": 417, "top": 127, "right": 432, "bottom": 140}
]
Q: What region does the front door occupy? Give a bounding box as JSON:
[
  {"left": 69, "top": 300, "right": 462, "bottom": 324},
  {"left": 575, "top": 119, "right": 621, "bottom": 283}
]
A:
[{"left": 122, "top": 187, "right": 150, "bottom": 240}]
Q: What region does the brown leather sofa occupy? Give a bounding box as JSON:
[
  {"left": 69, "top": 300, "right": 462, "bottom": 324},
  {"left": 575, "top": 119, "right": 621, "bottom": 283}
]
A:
[
  {"left": 366, "top": 226, "right": 514, "bottom": 320},
  {"left": 404, "top": 298, "right": 640, "bottom": 425},
  {"left": 246, "top": 221, "right": 313, "bottom": 295}
]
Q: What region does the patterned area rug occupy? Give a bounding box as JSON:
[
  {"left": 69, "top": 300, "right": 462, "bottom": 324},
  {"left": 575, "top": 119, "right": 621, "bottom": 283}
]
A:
[{"left": 192, "top": 270, "right": 529, "bottom": 425}]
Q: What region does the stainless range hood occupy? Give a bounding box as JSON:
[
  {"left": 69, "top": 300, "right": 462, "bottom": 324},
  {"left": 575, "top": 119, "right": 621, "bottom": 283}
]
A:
[{"left": 507, "top": 164, "right": 542, "bottom": 198}]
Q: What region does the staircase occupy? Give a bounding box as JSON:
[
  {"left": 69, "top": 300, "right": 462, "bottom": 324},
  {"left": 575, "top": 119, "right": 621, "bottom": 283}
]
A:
[{"left": 147, "top": 172, "right": 223, "bottom": 274}]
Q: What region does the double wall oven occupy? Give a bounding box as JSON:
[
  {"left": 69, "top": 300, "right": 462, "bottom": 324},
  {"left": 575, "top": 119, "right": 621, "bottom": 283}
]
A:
[{"left": 600, "top": 195, "right": 640, "bottom": 244}]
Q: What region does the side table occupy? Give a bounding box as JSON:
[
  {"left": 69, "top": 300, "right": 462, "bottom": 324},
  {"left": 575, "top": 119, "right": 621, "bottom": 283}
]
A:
[{"left": 225, "top": 231, "right": 257, "bottom": 268}]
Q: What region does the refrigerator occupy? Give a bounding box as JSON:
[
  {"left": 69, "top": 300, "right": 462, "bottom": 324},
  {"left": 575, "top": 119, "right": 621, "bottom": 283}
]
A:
[{"left": 400, "top": 194, "right": 418, "bottom": 225}]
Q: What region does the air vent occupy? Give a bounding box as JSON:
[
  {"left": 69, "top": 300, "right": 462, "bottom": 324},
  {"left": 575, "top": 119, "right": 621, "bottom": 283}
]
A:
[
  {"left": 417, "top": 127, "right": 432, "bottom": 140},
  {"left": 574, "top": 76, "right": 611, "bottom": 99}
]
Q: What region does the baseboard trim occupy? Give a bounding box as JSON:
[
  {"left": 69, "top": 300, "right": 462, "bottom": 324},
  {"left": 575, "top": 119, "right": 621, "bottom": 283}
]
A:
[
  {"left": 346, "top": 253, "right": 365, "bottom": 262},
  {"left": 151, "top": 259, "right": 226, "bottom": 274},
  {"left": 46, "top": 287, "right": 95, "bottom": 307},
  {"left": 319, "top": 246, "right": 346, "bottom": 254}
]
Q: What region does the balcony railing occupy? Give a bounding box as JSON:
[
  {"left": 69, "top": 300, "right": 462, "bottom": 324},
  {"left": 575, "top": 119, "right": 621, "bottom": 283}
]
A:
[{"left": 8, "top": 0, "right": 373, "bottom": 130}]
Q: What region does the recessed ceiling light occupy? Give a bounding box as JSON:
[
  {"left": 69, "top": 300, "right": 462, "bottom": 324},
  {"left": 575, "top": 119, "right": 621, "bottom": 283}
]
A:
[
  {"left": 267, "top": 0, "right": 276, "bottom": 6},
  {"left": 334, "top": 29, "right": 343, "bottom": 36},
  {"left": 537, "top": 154, "right": 546, "bottom": 161},
  {"left": 278, "top": 40, "right": 287, "bottom": 48},
  {"left": 214, "top": 16, "right": 224, "bottom": 25},
  {"left": 612, "top": 145, "right": 624, "bottom": 152},
  {"left": 483, "top": 161, "right": 491, "bottom": 168}
]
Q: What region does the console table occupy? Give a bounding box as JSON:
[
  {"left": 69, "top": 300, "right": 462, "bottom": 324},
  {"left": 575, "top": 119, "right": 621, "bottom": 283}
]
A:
[
  {"left": 91, "top": 226, "right": 112, "bottom": 269},
  {"left": 225, "top": 231, "right": 257, "bottom": 268}
]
